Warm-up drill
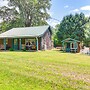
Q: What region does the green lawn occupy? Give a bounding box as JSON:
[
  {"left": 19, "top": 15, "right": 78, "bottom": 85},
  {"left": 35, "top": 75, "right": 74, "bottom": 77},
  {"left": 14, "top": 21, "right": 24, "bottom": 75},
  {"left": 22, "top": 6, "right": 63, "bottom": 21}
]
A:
[{"left": 0, "top": 50, "right": 90, "bottom": 90}]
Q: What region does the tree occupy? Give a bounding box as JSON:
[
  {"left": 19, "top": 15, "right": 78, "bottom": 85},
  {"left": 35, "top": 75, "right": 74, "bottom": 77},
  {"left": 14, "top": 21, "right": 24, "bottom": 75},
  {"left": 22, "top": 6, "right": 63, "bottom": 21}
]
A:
[
  {"left": 0, "top": 6, "right": 24, "bottom": 32},
  {"left": 7, "top": 0, "right": 51, "bottom": 27},
  {"left": 0, "top": 6, "right": 19, "bottom": 22},
  {"left": 57, "top": 13, "right": 89, "bottom": 45},
  {"left": 0, "top": 18, "right": 24, "bottom": 32},
  {"left": 84, "top": 22, "right": 90, "bottom": 46},
  {"left": 52, "top": 24, "right": 60, "bottom": 47},
  {"left": 0, "top": 6, "right": 23, "bottom": 32},
  {"left": 0, "top": 0, "right": 51, "bottom": 32}
]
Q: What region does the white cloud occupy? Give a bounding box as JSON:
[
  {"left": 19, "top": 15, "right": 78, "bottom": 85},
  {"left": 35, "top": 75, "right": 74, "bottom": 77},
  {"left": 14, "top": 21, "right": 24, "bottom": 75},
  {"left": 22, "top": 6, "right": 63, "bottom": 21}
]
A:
[
  {"left": 70, "top": 9, "right": 80, "bottom": 13},
  {"left": 70, "top": 5, "right": 90, "bottom": 13},
  {"left": 64, "top": 5, "right": 69, "bottom": 8},
  {"left": 80, "top": 6, "right": 90, "bottom": 11},
  {"left": 70, "top": 8, "right": 90, "bottom": 17},
  {"left": 72, "top": 9, "right": 79, "bottom": 12}
]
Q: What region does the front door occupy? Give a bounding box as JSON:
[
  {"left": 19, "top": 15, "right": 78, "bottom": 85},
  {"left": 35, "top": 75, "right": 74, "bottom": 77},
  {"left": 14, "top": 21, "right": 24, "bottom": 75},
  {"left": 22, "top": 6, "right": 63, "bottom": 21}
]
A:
[
  {"left": 66, "top": 43, "right": 70, "bottom": 52},
  {"left": 14, "top": 39, "right": 18, "bottom": 50}
]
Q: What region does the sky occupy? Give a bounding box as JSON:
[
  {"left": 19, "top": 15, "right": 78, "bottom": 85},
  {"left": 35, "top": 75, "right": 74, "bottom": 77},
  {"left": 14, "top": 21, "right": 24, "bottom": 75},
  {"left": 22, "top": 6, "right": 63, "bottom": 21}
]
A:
[
  {"left": 0, "top": 0, "right": 90, "bottom": 27},
  {"left": 48, "top": 0, "right": 90, "bottom": 27}
]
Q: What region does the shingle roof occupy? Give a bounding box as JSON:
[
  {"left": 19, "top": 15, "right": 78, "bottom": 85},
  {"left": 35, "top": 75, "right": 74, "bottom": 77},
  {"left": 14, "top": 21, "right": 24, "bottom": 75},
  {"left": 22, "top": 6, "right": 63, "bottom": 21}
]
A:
[{"left": 0, "top": 25, "right": 51, "bottom": 38}]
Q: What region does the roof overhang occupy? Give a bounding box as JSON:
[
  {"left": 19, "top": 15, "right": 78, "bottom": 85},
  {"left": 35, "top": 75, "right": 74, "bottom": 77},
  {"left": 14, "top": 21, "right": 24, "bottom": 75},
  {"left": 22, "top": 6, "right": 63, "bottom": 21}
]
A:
[
  {"left": 61, "top": 38, "right": 80, "bottom": 43},
  {"left": 0, "top": 25, "right": 52, "bottom": 39}
]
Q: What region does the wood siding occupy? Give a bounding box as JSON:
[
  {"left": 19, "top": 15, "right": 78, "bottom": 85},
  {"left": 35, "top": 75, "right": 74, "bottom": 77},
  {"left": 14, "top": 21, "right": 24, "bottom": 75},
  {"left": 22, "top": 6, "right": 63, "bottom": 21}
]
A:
[
  {"left": 41, "top": 29, "right": 52, "bottom": 50},
  {"left": 8, "top": 39, "right": 12, "bottom": 48},
  {"left": 38, "top": 38, "right": 41, "bottom": 50},
  {"left": 0, "top": 39, "right": 3, "bottom": 44}
]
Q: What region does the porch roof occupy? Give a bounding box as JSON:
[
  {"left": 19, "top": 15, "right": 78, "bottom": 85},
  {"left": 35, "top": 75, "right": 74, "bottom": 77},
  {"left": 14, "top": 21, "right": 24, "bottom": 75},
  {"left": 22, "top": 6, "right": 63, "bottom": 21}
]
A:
[
  {"left": 0, "top": 25, "right": 51, "bottom": 38},
  {"left": 61, "top": 38, "right": 80, "bottom": 43}
]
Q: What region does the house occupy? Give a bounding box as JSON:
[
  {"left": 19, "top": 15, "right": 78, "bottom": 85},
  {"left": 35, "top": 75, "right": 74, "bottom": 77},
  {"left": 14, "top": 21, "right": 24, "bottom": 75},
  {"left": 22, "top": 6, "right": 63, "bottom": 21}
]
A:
[
  {"left": 61, "top": 38, "right": 80, "bottom": 53},
  {"left": 0, "top": 25, "right": 53, "bottom": 51}
]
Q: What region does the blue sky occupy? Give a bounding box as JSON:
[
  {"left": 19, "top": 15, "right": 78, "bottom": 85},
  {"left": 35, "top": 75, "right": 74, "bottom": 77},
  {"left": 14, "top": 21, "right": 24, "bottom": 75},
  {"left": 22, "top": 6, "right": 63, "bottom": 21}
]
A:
[
  {"left": 0, "top": 0, "right": 90, "bottom": 27},
  {"left": 48, "top": 0, "right": 90, "bottom": 27}
]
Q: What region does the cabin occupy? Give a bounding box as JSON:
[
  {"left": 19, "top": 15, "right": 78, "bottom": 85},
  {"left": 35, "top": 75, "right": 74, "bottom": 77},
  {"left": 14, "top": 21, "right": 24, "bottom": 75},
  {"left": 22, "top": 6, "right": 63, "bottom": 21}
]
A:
[
  {"left": 0, "top": 25, "right": 53, "bottom": 51},
  {"left": 61, "top": 38, "right": 80, "bottom": 53}
]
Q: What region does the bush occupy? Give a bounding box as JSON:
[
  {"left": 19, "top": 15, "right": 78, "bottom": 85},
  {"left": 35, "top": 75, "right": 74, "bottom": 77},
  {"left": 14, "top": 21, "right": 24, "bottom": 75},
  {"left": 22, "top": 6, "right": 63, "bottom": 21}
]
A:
[
  {"left": 9, "top": 48, "right": 14, "bottom": 51},
  {"left": 22, "top": 47, "right": 26, "bottom": 52}
]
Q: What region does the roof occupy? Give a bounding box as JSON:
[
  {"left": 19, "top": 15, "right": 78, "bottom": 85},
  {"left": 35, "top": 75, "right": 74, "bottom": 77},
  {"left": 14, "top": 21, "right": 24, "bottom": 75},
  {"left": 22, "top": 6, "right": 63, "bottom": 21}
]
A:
[
  {"left": 0, "top": 25, "right": 51, "bottom": 38},
  {"left": 61, "top": 38, "right": 80, "bottom": 42}
]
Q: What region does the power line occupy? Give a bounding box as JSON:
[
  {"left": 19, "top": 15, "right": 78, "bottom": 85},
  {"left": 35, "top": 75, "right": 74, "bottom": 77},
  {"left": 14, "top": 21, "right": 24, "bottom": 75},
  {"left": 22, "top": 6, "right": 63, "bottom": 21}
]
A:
[{"left": 50, "top": 17, "right": 60, "bottom": 22}]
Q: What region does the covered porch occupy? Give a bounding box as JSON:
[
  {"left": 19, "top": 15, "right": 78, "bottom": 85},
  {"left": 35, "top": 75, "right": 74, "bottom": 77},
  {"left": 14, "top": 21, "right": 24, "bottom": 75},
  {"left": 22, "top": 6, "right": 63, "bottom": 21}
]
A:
[{"left": 0, "top": 37, "right": 40, "bottom": 51}]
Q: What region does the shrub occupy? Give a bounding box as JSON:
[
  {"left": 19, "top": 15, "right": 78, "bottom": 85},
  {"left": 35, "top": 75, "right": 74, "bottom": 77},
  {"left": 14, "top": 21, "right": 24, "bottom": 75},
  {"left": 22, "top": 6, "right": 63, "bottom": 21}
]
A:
[
  {"left": 22, "top": 47, "right": 26, "bottom": 52},
  {"left": 9, "top": 48, "right": 14, "bottom": 51}
]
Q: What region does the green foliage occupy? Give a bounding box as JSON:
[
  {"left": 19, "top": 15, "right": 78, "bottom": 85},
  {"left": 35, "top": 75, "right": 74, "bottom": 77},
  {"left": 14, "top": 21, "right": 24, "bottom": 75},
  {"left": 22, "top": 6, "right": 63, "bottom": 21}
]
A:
[
  {"left": 56, "top": 13, "right": 89, "bottom": 45},
  {"left": 0, "top": 6, "right": 18, "bottom": 22},
  {"left": 0, "top": 6, "right": 24, "bottom": 32},
  {"left": 84, "top": 22, "right": 90, "bottom": 46},
  {"left": 7, "top": 0, "right": 51, "bottom": 27},
  {"left": 9, "top": 48, "right": 14, "bottom": 51},
  {"left": 22, "top": 47, "right": 26, "bottom": 52},
  {"left": 0, "top": 18, "right": 24, "bottom": 32},
  {"left": 0, "top": 0, "right": 51, "bottom": 32},
  {"left": 52, "top": 24, "right": 61, "bottom": 47},
  {"left": 0, "top": 22, "right": 8, "bottom": 32}
]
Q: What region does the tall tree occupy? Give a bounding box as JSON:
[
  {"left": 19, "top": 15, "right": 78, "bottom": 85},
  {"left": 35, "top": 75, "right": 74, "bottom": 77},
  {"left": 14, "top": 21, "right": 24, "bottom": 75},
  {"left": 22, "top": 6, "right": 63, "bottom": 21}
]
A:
[
  {"left": 0, "top": 18, "right": 24, "bottom": 32},
  {"left": 84, "top": 22, "right": 90, "bottom": 46},
  {"left": 0, "top": 6, "right": 24, "bottom": 32},
  {"left": 53, "top": 24, "right": 60, "bottom": 47},
  {"left": 7, "top": 0, "right": 51, "bottom": 27},
  {"left": 0, "top": 6, "right": 18, "bottom": 22},
  {"left": 57, "top": 13, "right": 89, "bottom": 44},
  {"left": 0, "top": 0, "right": 51, "bottom": 32}
]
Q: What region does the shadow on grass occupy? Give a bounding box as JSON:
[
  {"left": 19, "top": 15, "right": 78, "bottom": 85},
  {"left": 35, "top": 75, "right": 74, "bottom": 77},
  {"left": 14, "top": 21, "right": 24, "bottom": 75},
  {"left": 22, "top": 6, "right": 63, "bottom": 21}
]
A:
[
  {"left": 52, "top": 49, "right": 78, "bottom": 54},
  {"left": 0, "top": 50, "right": 37, "bottom": 53}
]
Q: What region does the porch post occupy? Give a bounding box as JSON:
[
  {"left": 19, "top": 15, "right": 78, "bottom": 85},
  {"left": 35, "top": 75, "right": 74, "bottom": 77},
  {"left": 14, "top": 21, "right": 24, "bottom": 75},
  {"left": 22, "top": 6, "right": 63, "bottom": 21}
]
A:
[
  {"left": 74, "top": 42, "right": 77, "bottom": 53},
  {"left": 4, "top": 38, "right": 6, "bottom": 50},
  {"left": 12, "top": 39, "right": 14, "bottom": 49},
  {"left": 36, "top": 37, "right": 38, "bottom": 51},
  {"left": 62, "top": 42, "right": 64, "bottom": 52},
  {"left": 16, "top": 39, "right": 18, "bottom": 50},
  {"left": 19, "top": 38, "right": 22, "bottom": 50}
]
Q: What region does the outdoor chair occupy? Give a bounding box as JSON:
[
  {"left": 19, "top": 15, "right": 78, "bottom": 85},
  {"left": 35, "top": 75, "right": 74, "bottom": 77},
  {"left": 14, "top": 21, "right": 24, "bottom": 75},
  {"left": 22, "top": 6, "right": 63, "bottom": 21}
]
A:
[{"left": 0, "top": 45, "right": 4, "bottom": 50}]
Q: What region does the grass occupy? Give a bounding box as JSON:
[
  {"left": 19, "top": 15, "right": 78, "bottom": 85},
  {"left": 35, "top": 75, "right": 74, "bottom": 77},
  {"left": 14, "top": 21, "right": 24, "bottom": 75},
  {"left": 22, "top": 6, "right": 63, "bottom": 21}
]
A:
[{"left": 0, "top": 50, "right": 90, "bottom": 90}]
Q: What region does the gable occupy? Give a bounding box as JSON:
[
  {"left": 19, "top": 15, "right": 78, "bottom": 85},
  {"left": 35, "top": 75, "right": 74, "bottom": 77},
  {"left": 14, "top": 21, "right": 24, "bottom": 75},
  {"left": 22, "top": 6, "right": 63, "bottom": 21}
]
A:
[{"left": 62, "top": 38, "right": 80, "bottom": 43}]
